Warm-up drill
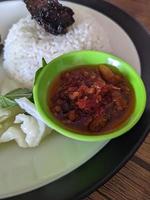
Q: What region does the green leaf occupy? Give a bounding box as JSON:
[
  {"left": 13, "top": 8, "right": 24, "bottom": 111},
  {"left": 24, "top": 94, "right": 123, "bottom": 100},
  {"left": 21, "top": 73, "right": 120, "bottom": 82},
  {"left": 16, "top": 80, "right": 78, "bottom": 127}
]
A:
[
  {"left": 42, "top": 57, "right": 47, "bottom": 67},
  {"left": 34, "top": 57, "right": 48, "bottom": 85},
  {"left": 0, "top": 96, "right": 17, "bottom": 108},
  {"left": 34, "top": 68, "right": 43, "bottom": 86},
  {"left": 0, "top": 88, "right": 33, "bottom": 108},
  {"left": 5, "top": 88, "right": 32, "bottom": 100}
]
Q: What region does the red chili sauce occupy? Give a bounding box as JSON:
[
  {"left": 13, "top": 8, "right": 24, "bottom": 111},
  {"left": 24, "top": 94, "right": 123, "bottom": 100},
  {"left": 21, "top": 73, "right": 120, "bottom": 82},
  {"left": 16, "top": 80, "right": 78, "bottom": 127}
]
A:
[{"left": 48, "top": 65, "right": 135, "bottom": 135}]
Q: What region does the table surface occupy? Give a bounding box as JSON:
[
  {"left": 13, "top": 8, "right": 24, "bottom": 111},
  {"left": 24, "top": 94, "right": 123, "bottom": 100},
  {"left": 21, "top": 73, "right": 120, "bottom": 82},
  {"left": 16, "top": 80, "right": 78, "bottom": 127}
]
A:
[{"left": 85, "top": 1, "right": 150, "bottom": 200}]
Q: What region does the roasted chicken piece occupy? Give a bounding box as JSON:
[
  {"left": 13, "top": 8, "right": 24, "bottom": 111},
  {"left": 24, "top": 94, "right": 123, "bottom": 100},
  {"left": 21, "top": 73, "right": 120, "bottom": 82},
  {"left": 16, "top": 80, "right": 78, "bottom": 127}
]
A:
[{"left": 24, "top": 0, "right": 75, "bottom": 35}]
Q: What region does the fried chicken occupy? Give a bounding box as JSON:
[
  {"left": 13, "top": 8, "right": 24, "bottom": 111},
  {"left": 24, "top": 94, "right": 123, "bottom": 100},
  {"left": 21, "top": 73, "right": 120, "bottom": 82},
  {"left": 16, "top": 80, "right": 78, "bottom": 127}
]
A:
[{"left": 24, "top": 0, "right": 75, "bottom": 35}]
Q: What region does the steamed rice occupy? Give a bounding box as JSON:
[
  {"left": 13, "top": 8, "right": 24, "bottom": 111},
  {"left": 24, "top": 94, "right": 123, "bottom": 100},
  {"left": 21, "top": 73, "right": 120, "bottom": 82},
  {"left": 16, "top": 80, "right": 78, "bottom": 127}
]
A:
[{"left": 4, "top": 7, "right": 111, "bottom": 88}]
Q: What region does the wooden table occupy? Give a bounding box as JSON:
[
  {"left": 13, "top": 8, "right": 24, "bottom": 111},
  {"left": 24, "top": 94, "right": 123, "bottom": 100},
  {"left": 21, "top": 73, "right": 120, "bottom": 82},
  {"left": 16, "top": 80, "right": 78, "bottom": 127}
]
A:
[{"left": 85, "top": 1, "right": 150, "bottom": 200}]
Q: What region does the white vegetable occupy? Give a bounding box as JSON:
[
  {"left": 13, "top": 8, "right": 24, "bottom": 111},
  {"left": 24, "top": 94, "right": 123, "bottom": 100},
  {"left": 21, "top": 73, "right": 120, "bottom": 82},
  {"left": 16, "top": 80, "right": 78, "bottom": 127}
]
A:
[
  {"left": 0, "top": 106, "right": 22, "bottom": 132},
  {"left": 0, "top": 108, "right": 11, "bottom": 122},
  {"left": 0, "top": 106, "right": 27, "bottom": 147},
  {"left": 15, "top": 97, "right": 44, "bottom": 122},
  {"left": 15, "top": 97, "right": 51, "bottom": 147},
  {"left": 0, "top": 126, "right": 28, "bottom": 148},
  {"left": 15, "top": 114, "right": 46, "bottom": 147},
  {"left": 0, "top": 97, "right": 51, "bottom": 148}
]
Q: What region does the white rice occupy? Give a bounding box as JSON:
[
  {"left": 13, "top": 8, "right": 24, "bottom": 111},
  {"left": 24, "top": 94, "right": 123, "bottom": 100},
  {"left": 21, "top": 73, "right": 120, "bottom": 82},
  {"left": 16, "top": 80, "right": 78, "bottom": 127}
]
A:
[{"left": 4, "top": 7, "right": 111, "bottom": 88}]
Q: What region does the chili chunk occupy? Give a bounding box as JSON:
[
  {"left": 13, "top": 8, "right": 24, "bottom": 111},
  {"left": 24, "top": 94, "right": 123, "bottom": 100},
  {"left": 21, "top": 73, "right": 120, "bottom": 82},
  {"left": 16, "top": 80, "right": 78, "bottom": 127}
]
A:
[{"left": 49, "top": 65, "right": 135, "bottom": 135}]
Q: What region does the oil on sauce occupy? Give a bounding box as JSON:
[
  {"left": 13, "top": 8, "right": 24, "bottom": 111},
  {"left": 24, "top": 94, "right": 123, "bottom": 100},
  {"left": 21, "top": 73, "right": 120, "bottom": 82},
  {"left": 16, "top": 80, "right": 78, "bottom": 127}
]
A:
[{"left": 48, "top": 64, "right": 135, "bottom": 135}]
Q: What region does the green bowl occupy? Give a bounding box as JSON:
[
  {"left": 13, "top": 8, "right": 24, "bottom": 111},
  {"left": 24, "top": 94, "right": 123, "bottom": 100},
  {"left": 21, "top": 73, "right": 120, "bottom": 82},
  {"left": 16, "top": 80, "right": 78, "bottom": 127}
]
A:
[{"left": 33, "top": 51, "right": 146, "bottom": 142}]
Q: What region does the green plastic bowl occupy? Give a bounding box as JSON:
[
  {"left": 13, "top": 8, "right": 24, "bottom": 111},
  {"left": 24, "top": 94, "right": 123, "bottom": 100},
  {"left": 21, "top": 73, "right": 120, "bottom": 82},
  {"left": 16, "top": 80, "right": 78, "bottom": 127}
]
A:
[{"left": 33, "top": 51, "right": 146, "bottom": 142}]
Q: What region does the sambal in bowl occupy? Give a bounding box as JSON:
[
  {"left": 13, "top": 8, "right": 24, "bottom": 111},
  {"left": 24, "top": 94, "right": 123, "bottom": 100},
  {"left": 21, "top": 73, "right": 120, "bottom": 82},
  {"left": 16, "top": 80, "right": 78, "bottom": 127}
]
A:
[{"left": 33, "top": 51, "right": 146, "bottom": 142}]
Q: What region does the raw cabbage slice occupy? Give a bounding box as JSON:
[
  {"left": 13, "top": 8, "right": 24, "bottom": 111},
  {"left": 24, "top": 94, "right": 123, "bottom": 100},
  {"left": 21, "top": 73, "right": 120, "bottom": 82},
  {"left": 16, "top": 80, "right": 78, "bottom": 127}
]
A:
[
  {"left": 15, "top": 98, "right": 51, "bottom": 147},
  {"left": 0, "top": 108, "right": 11, "bottom": 122},
  {"left": 15, "top": 114, "right": 46, "bottom": 147},
  {"left": 15, "top": 97, "right": 45, "bottom": 122},
  {"left": 0, "top": 106, "right": 27, "bottom": 147},
  {"left": 0, "top": 126, "right": 28, "bottom": 148},
  {"left": 0, "top": 106, "right": 22, "bottom": 132},
  {"left": 0, "top": 98, "right": 51, "bottom": 148}
]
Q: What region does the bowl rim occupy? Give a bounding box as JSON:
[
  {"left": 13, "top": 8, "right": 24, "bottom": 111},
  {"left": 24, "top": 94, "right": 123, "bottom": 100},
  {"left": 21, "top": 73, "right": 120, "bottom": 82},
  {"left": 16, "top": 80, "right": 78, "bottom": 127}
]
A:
[{"left": 33, "top": 50, "right": 147, "bottom": 142}]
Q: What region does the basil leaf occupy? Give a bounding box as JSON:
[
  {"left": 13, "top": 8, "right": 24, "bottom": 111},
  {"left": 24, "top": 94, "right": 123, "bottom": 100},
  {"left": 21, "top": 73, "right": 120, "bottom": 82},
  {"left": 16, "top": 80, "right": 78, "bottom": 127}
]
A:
[
  {"left": 5, "top": 88, "right": 32, "bottom": 100},
  {"left": 0, "top": 88, "right": 33, "bottom": 108},
  {"left": 0, "top": 96, "right": 17, "bottom": 108},
  {"left": 34, "top": 68, "right": 43, "bottom": 85},
  {"left": 42, "top": 57, "right": 47, "bottom": 67},
  {"left": 34, "top": 57, "right": 47, "bottom": 85}
]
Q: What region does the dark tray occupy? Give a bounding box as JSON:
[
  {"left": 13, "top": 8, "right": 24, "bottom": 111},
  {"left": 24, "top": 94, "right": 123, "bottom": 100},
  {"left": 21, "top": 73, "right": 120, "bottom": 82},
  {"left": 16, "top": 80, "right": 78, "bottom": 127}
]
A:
[{"left": 1, "top": 0, "right": 150, "bottom": 200}]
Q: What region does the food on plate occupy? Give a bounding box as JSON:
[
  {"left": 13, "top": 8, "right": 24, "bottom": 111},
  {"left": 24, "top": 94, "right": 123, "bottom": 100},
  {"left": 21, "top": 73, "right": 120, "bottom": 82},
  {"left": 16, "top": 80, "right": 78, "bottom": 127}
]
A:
[
  {"left": 0, "top": 88, "right": 32, "bottom": 108},
  {"left": 0, "top": 35, "right": 3, "bottom": 53},
  {"left": 0, "top": 76, "right": 50, "bottom": 147},
  {"left": 0, "top": 96, "right": 50, "bottom": 147},
  {"left": 3, "top": 6, "right": 111, "bottom": 88},
  {"left": 49, "top": 64, "right": 135, "bottom": 134},
  {"left": 1, "top": 0, "right": 112, "bottom": 147},
  {"left": 24, "top": 0, "right": 75, "bottom": 35}
]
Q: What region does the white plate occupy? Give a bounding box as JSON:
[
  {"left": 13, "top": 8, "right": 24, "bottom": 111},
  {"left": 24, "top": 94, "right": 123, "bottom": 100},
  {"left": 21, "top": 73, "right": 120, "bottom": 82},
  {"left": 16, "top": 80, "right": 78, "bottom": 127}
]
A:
[{"left": 0, "top": 0, "right": 141, "bottom": 198}]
